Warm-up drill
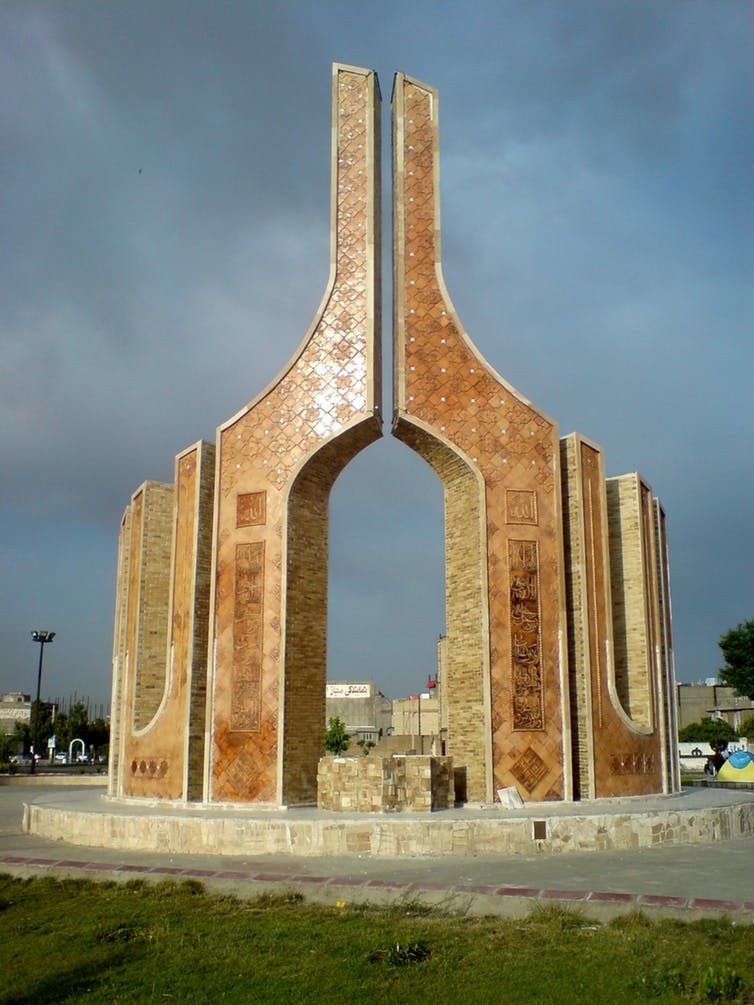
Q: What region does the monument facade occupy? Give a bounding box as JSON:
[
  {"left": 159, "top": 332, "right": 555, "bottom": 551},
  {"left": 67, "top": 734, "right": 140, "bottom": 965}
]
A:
[{"left": 108, "top": 64, "right": 679, "bottom": 807}]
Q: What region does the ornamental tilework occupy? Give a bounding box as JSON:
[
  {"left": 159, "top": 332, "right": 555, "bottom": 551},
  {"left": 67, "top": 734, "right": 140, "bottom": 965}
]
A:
[
  {"left": 207, "top": 65, "right": 381, "bottom": 805},
  {"left": 109, "top": 63, "right": 678, "bottom": 812},
  {"left": 393, "top": 73, "right": 568, "bottom": 802}
]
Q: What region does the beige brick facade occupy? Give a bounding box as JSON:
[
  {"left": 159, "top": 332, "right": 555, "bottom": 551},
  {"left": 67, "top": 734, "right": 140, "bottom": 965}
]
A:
[
  {"left": 560, "top": 437, "right": 669, "bottom": 797},
  {"left": 112, "top": 445, "right": 215, "bottom": 801},
  {"left": 124, "top": 482, "right": 174, "bottom": 735},
  {"left": 606, "top": 475, "right": 656, "bottom": 729}
]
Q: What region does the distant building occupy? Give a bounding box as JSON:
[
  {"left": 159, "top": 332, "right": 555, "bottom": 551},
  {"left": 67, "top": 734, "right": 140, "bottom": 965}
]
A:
[
  {"left": 388, "top": 635, "right": 446, "bottom": 750},
  {"left": 708, "top": 701, "right": 754, "bottom": 733},
  {"left": 676, "top": 683, "right": 754, "bottom": 731},
  {"left": 0, "top": 692, "right": 31, "bottom": 735},
  {"left": 391, "top": 693, "right": 441, "bottom": 740},
  {"left": 325, "top": 681, "right": 392, "bottom": 744}
]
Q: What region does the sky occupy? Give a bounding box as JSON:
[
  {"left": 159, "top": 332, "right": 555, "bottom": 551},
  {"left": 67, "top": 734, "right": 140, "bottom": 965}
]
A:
[{"left": 1, "top": 1, "right": 751, "bottom": 711}]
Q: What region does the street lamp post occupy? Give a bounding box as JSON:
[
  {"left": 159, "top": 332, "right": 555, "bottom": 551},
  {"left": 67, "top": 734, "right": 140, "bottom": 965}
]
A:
[{"left": 30, "top": 630, "right": 55, "bottom": 774}]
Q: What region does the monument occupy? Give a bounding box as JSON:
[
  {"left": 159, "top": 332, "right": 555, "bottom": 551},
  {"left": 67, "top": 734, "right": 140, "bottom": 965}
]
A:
[{"left": 108, "top": 64, "right": 679, "bottom": 809}]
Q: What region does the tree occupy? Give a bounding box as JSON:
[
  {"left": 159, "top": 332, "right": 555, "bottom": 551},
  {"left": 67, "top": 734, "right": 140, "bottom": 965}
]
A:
[
  {"left": 678, "top": 717, "right": 738, "bottom": 751},
  {"left": 324, "top": 717, "right": 350, "bottom": 755},
  {"left": 718, "top": 618, "right": 754, "bottom": 699},
  {"left": 52, "top": 711, "right": 70, "bottom": 752},
  {"left": 88, "top": 718, "right": 110, "bottom": 753},
  {"left": 17, "top": 701, "right": 56, "bottom": 756},
  {"left": 0, "top": 732, "right": 17, "bottom": 767},
  {"left": 13, "top": 720, "right": 31, "bottom": 750},
  {"left": 736, "top": 715, "right": 754, "bottom": 740},
  {"left": 68, "top": 702, "right": 90, "bottom": 744}
]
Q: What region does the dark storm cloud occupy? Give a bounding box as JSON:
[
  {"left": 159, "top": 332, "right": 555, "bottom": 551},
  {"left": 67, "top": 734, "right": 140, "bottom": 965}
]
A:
[{"left": 1, "top": 0, "right": 751, "bottom": 704}]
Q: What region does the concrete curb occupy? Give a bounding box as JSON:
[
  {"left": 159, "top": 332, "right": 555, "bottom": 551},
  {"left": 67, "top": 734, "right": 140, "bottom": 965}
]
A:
[
  {"left": 0, "top": 775, "right": 107, "bottom": 787},
  {"left": 1, "top": 852, "right": 752, "bottom": 924}
]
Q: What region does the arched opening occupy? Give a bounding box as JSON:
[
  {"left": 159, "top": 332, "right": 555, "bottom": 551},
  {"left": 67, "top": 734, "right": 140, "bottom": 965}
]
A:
[
  {"left": 327, "top": 436, "right": 444, "bottom": 704},
  {"left": 281, "top": 418, "right": 380, "bottom": 805}
]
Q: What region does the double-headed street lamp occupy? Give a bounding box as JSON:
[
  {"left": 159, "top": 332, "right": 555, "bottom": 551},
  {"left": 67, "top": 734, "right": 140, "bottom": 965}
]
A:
[{"left": 30, "top": 630, "right": 55, "bottom": 774}]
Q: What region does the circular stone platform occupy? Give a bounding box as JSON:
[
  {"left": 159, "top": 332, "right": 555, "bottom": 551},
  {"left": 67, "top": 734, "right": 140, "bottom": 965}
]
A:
[{"left": 23, "top": 787, "right": 754, "bottom": 858}]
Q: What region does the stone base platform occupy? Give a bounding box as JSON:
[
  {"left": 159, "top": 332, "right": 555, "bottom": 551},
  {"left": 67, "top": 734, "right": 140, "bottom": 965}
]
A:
[{"left": 23, "top": 787, "right": 754, "bottom": 859}]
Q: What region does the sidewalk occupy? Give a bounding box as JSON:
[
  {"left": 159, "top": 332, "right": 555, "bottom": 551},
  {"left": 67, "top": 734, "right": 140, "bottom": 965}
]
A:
[{"left": 2, "top": 783, "right": 753, "bottom": 923}]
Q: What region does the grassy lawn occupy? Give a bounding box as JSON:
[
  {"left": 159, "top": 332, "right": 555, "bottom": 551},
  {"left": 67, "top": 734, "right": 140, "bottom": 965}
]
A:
[{"left": 1, "top": 875, "right": 752, "bottom": 1004}]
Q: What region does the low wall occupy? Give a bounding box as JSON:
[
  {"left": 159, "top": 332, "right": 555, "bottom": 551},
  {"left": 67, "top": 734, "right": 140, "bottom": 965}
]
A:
[
  {"left": 317, "top": 754, "right": 454, "bottom": 812},
  {"left": 23, "top": 794, "right": 754, "bottom": 858}
]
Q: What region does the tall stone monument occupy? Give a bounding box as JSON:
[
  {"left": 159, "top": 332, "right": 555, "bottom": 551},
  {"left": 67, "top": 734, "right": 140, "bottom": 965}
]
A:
[{"left": 108, "top": 64, "right": 679, "bottom": 808}]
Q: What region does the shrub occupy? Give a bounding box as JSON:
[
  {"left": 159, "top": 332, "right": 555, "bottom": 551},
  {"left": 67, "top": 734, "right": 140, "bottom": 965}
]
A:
[{"left": 324, "top": 717, "right": 350, "bottom": 755}]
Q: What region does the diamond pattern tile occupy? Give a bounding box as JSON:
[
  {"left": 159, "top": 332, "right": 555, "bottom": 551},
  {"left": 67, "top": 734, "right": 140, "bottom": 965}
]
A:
[{"left": 395, "top": 75, "right": 566, "bottom": 801}]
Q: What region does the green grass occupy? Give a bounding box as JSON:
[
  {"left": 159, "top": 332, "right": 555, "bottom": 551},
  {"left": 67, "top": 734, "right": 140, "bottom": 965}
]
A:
[{"left": 1, "top": 875, "right": 752, "bottom": 1004}]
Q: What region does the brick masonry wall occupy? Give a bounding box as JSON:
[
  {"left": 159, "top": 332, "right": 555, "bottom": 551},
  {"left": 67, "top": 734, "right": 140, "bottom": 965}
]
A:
[
  {"left": 393, "top": 73, "right": 569, "bottom": 803},
  {"left": 186, "top": 443, "right": 215, "bottom": 800},
  {"left": 207, "top": 65, "right": 381, "bottom": 805},
  {"left": 606, "top": 475, "right": 653, "bottom": 728},
  {"left": 121, "top": 445, "right": 214, "bottom": 800},
  {"left": 563, "top": 439, "right": 663, "bottom": 797},
  {"left": 560, "top": 435, "right": 594, "bottom": 798},
  {"left": 128, "top": 482, "right": 174, "bottom": 733}
]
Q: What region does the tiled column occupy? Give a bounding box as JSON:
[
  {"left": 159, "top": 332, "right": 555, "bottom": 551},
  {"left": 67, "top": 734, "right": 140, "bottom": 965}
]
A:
[
  {"left": 206, "top": 64, "right": 382, "bottom": 806},
  {"left": 393, "top": 73, "right": 570, "bottom": 803}
]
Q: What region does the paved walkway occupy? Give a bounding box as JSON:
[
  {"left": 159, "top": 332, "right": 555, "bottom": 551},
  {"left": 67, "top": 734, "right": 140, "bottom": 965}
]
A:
[{"left": 2, "top": 783, "right": 753, "bottom": 922}]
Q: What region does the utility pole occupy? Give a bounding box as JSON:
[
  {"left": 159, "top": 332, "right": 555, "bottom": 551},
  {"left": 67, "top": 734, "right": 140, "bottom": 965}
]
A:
[{"left": 30, "top": 631, "right": 56, "bottom": 774}]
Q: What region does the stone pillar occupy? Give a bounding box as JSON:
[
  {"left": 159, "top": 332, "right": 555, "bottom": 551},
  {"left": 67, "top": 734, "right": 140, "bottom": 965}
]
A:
[
  {"left": 392, "top": 73, "right": 571, "bottom": 803},
  {"left": 205, "top": 64, "right": 382, "bottom": 806},
  {"left": 561, "top": 436, "right": 663, "bottom": 797}
]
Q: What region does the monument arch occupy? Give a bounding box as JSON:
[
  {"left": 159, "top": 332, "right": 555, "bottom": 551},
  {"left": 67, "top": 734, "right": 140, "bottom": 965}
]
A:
[{"left": 109, "top": 63, "right": 679, "bottom": 808}]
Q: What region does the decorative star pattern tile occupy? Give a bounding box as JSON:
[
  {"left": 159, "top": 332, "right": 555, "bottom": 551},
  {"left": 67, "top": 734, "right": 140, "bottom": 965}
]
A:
[{"left": 209, "top": 68, "right": 380, "bottom": 805}]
